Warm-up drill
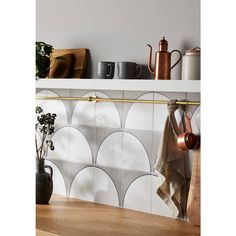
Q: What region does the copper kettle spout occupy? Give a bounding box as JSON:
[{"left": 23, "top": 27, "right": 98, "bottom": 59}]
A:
[{"left": 147, "top": 44, "right": 155, "bottom": 75}]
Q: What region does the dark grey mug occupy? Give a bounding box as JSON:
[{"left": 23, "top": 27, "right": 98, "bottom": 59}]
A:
[
  {"left": 117, "top": 62, "right": 142, "bottom": 79},
  {"left": 96, "top": 61, "right": 115, "bottom": 79}
]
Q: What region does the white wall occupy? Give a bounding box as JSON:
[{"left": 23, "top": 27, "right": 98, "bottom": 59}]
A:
[{"left": 36, "top": 0, "right": 200, "bottom": 79}]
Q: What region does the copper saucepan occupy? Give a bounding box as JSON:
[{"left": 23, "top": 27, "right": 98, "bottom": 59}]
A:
[{"left": 177, "top": 115, "right": 196, "bottom": 150}]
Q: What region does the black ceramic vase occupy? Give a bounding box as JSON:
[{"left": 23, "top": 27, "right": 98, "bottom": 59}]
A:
[{"left": 36, "top": 158, "right": 53, "bottom": 204}]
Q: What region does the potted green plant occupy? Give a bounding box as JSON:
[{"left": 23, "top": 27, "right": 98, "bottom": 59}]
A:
[
  {"left": 35, "top": 106, "right": 57, "bottom": 204},
  {"left": 36, "top": 42, "right": 54, "bottom": 79}
]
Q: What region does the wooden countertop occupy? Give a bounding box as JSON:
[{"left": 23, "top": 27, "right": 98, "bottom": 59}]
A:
[{"left": 36, "top": 195, "right": 200, "bottom": 236}]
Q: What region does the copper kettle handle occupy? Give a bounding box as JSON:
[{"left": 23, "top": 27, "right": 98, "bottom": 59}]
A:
[{"left": 170, "top": 50, "right": 182, "bottom": 69}]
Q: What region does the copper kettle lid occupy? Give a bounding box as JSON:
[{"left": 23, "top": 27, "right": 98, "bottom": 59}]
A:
[
  {"left": 159, "top": 37, "right": 168, "bottom": 45},
  {"left": 159, "top": 37, "right": 168, "bottom": 51}
]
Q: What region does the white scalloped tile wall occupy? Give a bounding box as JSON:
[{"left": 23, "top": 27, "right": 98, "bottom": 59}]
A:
[
  {"left": 38, "top": 89, "right": 200, "bottom": 219},
  {"left": 36, "top": 90, "right": 68, "bottom": 129},
  {"left": 94, "top": 92, "right": 121, "bottom": 128},
  {"left": 93, "top": 167, "right": 119, "bottom": 207},
  {"left": 71, "top": 91, "right": 120, "bottom": 128},
  {"left": 153, "top": 93, "right": 170, "bottom": 132},
  {"left": 123, "top": 175, "right": 172, "bottom": 217},
  {"left": 97, "top": 132, "right": 122, "bottom": 169},
  {"left": 70, "top": 167, "right": 119, "bottom": 207},
  {"left": 123, "top": 175, "right": 152, "bottom": 213},
  {"left": 125, "top": 93, "right": 154, "bottom": 131},
  {"left": 97, "top": 131, "right": 149, "bottom": 172},
  {"left": 122, "top": 132, "right": 150, "bottom": 172},
  {"left": 70, "top": 166, "right": 95, "bottom": 202},
  {"left": 68, "top": 127, "right": 92, "bottom": 164},
  {"left": 71, "top": 91, "right": 96, "bottom": 127},
  {"left": 47, "top": 127, "right": 69, "bottom": 162}
]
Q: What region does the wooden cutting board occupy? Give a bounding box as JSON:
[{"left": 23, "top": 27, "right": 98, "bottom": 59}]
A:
[
  {"left": 48, "top": 53, "right": 75, "bottom": 78},
  {"left": 187, "top": 148, "right": 200, "bottom": 226},
  {"left": 48, "top": 48, "right": 89, "bottom": 78}
]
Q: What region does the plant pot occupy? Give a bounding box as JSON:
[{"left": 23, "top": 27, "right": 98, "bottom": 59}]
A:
[{"left": 36, "top": 158, "right": 53, "bottom": 204}]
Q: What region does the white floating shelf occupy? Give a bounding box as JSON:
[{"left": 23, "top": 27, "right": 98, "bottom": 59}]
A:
[{"left": 36, "top": 78, "right": 200, "bottom": 93}]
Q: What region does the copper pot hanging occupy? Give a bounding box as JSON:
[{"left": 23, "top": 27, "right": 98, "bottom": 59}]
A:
[{"left": 177, "top": 114, "right": 197, "bottom": 150}]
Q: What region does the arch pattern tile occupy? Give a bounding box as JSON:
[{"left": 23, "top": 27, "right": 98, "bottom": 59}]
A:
[
  {"left": 36, "top": 90, "right": 68, "bottom": 128},
  {"left": 98, "top": 90, "right": 123, "bottom": 127},
  {"left": 93, "top": 167, "right": 120, "bottom": 207},
  {"left": 122, "top": 132, "right": 150, "bottom": 171},
  {"left": 123, "top": 175, "right": 172, "bottom": 217},
  {"left": 68, "top": 127, "right": 93, "bottom": 164},
  {"left": 70, "top": 166, "right": 95, "bottom": 202},
  {"left": 45, "top": 160, "right": 67, "bottom": 196},
  {"left": 71, "top": 91, "right": 121, "bottom": 128},
  {"left": 153, "top": 92, "right": 183, "bottom": 131},
  {"left": 97, "top": 131, "right": 150, "bottom": 172},
  {"left": 123, "top": 174, "right": 152, "bottom": 214},
  {"left": 96, "top": 131, "right": 122, "bottom": 169},
  {"left": 125, "top": 93, "right": 154, "bottom": 131},
  {"left": 47, "top": 126, "right": 92, "bottom": 165},
  {"left": 71, "top": 91, "right": 96, "bottom": 127},
  {"left": 153, "top": 93, "right": 170, "bottom": 132},
  {"left": 122, "top": 91, "right": 149, "bottom": 128},
  {"left": 47, "top": 127, "right": 70, "bottom": 162},
  {"left": 70, "top": 166, "right": 119, "bottom": 207},
  {"left": 94, "top": 91, "right": 121, "bottom": 128}
]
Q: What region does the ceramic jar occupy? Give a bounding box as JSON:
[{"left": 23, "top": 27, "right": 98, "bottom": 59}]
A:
[{"left": 181, "top": 47, "right": 200, "bottom": 80}]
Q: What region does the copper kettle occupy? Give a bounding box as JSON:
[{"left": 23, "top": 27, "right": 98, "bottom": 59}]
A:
[{"left": 147, "top": 37, "right": 182, "bottom": 80}]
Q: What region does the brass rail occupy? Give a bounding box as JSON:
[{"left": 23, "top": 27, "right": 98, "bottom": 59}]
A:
[{"left": 36, "top": 96, "right": 200, "bottom": 106}]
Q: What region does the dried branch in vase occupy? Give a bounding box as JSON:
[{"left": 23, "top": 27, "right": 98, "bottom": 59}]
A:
[{"left": 35, "top": 106, "right": 57, "bottom": 160}]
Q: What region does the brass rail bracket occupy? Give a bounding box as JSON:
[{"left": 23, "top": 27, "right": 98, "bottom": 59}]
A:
[{"left": 88, "top": 96, "right": 98, "bottom": 103}]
